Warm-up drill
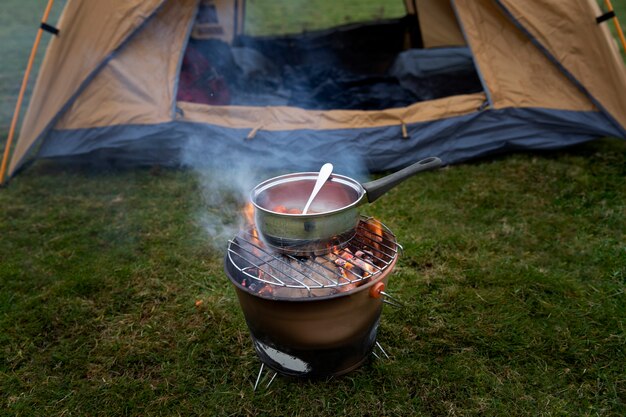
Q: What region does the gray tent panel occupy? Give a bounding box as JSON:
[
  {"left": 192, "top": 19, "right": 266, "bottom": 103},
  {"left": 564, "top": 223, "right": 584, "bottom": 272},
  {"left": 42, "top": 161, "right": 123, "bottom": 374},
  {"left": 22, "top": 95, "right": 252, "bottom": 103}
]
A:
[{"left": 35, "top": 107, "right": 620, "bottom": 176}]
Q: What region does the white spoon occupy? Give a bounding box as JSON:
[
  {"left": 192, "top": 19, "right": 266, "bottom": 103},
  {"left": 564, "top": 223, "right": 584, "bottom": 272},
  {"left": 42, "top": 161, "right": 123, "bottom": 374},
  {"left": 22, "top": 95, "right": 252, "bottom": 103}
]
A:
[{"left": 302, "top": 163, "right": 333, "bottom": 214}]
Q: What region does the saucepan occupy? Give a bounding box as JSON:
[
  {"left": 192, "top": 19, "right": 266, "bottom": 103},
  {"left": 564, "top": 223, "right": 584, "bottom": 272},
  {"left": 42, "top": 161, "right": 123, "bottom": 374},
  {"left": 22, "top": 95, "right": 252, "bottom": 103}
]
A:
[{"left": 251, "top": 156, "right": 442, "bottom": 254}]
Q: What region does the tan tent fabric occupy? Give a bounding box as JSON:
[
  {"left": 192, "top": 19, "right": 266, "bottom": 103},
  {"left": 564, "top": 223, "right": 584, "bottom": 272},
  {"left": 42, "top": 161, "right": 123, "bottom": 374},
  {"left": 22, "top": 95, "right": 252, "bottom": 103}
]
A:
[
  {"left": 56, "top": 0, "right": 198, "bottom": 130},
  {"left": 416, "top": 0, "right": 466, "bottom": 48},
  {"left": 9, "top": 0, "right": 166, "bottom": 176},
  {"left": 496, "top": 0, "right": 626, "bottom": 131},
  {"left": 178, "top": 93, "right": 486, "bottom": 131},
  {"left": 454, "top": 0, "right": 596, "bottom": 112}
]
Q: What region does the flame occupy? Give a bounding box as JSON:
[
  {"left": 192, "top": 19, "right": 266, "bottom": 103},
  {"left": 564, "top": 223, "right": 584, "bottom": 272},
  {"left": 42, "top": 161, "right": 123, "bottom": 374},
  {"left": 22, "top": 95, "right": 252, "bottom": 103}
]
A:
[
  {"left": 243, "top": 202, "right": 255, "bottom": 226},
  {"left": 369, "top": 221, "right": 383, "bottom": 240},
  {"left": 362, "top": 220, "right": 384, "bottom": 258},
  {"left": 338, "top": 268, "right": 357, "bottom": 292},
  {"left": 242, "top": 202, "right": 260, "bottom": 240}
]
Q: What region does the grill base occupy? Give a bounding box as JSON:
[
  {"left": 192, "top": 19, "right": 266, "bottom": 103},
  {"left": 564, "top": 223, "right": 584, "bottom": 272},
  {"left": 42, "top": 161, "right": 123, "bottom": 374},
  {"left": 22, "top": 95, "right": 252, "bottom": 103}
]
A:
[
  {"left": 228, "top": 260, "right": 393, "bottom": 378},
  {"left": 251, "top": 318, "right": 379, "bottom": 378},
  {"left": 224, "top": 217, "right": 399, "bottom": 379}
]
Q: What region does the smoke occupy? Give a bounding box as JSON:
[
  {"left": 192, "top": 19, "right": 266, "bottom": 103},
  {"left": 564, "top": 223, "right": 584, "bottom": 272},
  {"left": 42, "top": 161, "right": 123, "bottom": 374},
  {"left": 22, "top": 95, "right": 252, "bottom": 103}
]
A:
[
  {"left": 182, "top": 135, "right": 259, "bottom": 249},
  {"left": 181, "top": 1, "right": 382, "bottom": 249},
  {"left": 182, "top": 132, "right": 368, "bottom": 250}
]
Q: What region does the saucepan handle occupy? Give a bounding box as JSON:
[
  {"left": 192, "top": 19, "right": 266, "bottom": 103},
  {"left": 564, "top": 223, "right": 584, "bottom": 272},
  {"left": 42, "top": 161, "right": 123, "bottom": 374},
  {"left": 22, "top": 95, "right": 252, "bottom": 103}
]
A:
[{"left": 361, "top": 157, "right": 443, "bottom": 204}]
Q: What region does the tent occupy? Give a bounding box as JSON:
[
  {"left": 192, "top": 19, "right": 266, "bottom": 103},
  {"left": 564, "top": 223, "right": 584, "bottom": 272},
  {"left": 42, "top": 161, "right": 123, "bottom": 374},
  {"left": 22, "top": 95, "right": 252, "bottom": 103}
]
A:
[{"left": 3, "top": 0, "right": 626, "bottom": 179}]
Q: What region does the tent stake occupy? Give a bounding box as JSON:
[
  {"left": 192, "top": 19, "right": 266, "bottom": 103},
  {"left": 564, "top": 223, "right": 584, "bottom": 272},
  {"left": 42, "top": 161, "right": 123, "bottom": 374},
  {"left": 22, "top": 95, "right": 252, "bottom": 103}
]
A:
[
  {"left": 0, "top": 0, "right": 56, "bottom": 184},
  {"left": 604, "top": 0, "right": 626, "bottom": 53}
]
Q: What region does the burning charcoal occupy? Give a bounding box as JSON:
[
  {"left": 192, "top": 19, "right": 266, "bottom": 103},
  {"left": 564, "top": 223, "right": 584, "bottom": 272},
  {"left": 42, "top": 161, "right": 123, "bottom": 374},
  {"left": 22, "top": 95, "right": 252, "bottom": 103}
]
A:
[
  {"left": 355, "top": 250, "right": 372, "bottom": 258},
  {"left": 242, "top": 253, "right": 348, "bottom": 299},
  {"left": 333, "top": 248, "right": 354, "bottom": 268},
  {"left": 355, "top": 250, "right": 372, "bottom": 262},
  {"left": 333, "top": 248, "right": 370, "bottom": 276},
  {"left": 342, "top": 264, "right": 366, "bottom": 279},
  {"left": 336, "top": 267, "right": 358, "bottom": 293},
  {"left": 334, "top": 258, "right": 347, "bottom": 267},
  {"left": 350, "top": 256, "right": 377, "bottom": 275}
]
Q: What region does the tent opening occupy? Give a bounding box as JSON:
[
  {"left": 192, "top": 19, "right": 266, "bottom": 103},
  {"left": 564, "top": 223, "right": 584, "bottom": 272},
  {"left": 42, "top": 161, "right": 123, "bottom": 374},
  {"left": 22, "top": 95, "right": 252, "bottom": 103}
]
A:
[{"left": 176, "top": 0, "right": 484, "bottom": 111}]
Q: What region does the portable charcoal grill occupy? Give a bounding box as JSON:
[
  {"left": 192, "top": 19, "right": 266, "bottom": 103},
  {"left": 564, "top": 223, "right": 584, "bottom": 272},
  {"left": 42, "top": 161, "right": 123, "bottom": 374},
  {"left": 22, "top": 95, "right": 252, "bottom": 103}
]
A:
[{"left": 224, "top": 217, "right": 401, "bottom": 385}]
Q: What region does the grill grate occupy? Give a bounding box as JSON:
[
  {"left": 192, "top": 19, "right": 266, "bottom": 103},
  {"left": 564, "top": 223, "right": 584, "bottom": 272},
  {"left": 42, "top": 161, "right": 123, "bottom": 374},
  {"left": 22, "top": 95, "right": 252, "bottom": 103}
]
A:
[{"left": 227, "top": 217, "right": 398, "bottom": 293}]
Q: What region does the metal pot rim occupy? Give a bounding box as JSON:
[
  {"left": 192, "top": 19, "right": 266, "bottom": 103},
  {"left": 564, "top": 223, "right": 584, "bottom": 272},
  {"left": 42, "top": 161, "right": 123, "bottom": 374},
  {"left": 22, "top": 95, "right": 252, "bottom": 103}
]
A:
[{"left": 250, "top": 172, "right": 366, "bottom": 218}]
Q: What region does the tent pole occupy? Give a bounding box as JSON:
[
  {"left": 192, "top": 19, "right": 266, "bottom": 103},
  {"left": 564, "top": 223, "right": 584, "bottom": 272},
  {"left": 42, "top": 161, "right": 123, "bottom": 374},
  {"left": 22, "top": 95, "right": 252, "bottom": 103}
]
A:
[
  {"left": 0, "top": 0, "right": 56, "bottom": 184},
  {"left": 604, "top": 0, "right": 626, "bottom": 53}
]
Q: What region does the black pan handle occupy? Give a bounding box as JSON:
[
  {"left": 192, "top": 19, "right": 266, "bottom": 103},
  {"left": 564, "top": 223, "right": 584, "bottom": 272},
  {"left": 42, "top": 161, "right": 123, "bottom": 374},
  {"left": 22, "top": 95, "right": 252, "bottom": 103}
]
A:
[{"left": 361, "top": 157, "right": 443, "bottom": 203}]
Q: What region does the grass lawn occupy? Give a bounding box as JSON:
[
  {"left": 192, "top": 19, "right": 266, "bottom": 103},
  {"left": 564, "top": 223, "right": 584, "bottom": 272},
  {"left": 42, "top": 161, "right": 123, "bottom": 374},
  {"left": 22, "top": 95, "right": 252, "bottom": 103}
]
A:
[{"left": 1, "top": 1, "right": 626, "bottom": 416}]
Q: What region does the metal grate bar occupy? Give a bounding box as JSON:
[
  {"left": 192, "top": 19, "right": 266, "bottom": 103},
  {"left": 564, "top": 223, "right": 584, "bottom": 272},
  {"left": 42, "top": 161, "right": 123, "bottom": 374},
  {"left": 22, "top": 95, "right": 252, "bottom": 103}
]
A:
[
  {"left": 288, "top": 252, "right": 371, "bottom": 288},
  {"left": 326, "top": 247, "right": 382, "bottom": 277},
  {"left": 231, "top": 237, "right": 347, "bottom": 290},
  {"left": 284, "top": 253, "right": 344, "bottom": 286},
  {"left": 241, "top": 231, "right": 338, "bottom": 285},
  {"left": 320, "top": 250, "right": 368, "bottom": 284},
  {"left": 228, "top": 217, "right": 398, "bottom": 290},
  {"left": 239, "top": 232, "right": 336, "bottom": 288},
  {"left": 355, "top": 219, "right": 398, "bottom": 248},
  {"left": 228, "top": 241, "right": 312, "bottom": 290},
  {"left": 355, "top": 223, "right": 398, "bottom": 254},
  {"left": 349, "top": 237, "right": 394, "bottom": 267},
  {"left": 227, "top": 244, "right": 288, "bottom": 287}
]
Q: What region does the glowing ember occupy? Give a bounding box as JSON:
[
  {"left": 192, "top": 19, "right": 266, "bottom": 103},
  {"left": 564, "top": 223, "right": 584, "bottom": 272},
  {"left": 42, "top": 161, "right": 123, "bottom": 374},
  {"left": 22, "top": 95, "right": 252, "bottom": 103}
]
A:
[{"left": 330, "top": 247, "right": 379, "bottom": 293}]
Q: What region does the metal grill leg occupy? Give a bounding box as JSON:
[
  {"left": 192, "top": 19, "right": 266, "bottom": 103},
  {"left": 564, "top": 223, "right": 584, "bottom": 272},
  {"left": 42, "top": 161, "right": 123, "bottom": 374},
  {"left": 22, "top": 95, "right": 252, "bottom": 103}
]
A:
[
  {"left": 253, "top": 363, "right": 265, "bottom": 391},
  {"left": 253, "top": 363, "right": 279, "bottom": 391},
  {"left": 372, "top": 341, "right": 390, "bottom": 360}
]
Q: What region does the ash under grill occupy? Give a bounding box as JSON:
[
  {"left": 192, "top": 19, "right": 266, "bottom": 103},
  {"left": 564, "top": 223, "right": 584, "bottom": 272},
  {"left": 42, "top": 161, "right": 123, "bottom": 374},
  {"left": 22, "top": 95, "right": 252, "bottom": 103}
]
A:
[{"left": 226, "top": 217, "right": 398, "bottom": 299}]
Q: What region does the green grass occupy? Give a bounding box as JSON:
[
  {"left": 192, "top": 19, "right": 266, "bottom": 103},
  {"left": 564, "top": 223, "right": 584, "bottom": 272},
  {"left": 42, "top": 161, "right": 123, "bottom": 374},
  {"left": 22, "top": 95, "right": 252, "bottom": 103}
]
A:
[
  {"left": 1, "top": 1, "right": 626, "bottom": 416},
  {"left": 2, "top": 142, "right": 625, "bottom": 416},
  {"left": 245, "top": 0, "right": 405, "bottom": 35}
]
